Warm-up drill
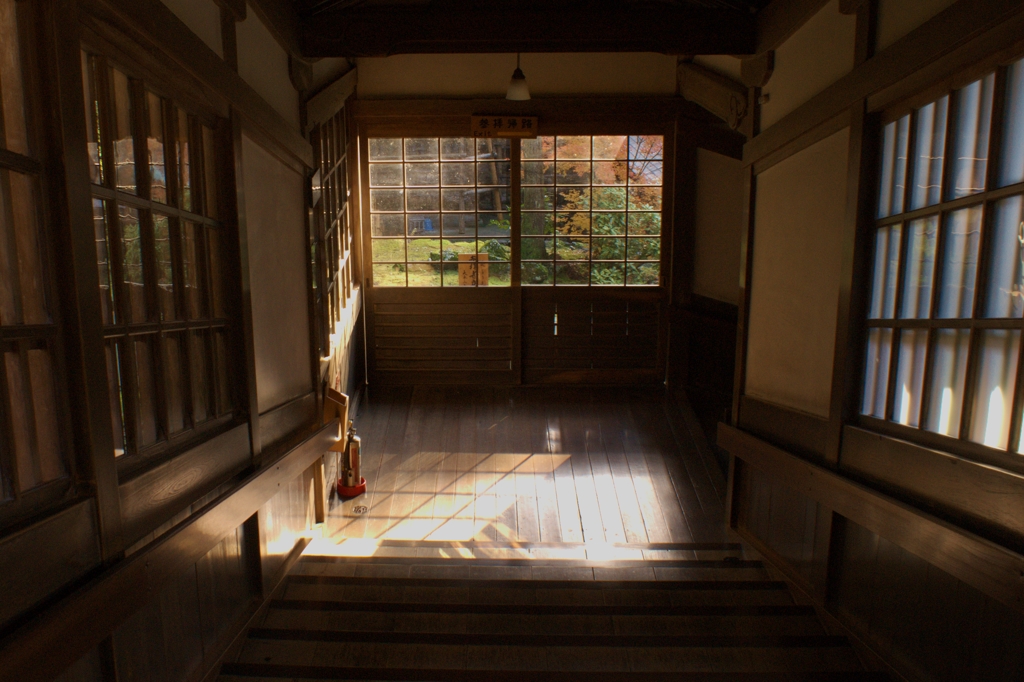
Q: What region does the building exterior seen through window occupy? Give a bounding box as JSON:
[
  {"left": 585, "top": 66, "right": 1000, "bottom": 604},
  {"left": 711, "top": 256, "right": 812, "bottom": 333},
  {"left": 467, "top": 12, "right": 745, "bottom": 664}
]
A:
[
  {"left": 367, "top": 135, "right": 664, "bottom": 286},
  {"left": 862, "top": 56, "right": 1024, "bottom": 456},
  {"left": 82, "top": 51, "right": 235, "bottom": 460}
]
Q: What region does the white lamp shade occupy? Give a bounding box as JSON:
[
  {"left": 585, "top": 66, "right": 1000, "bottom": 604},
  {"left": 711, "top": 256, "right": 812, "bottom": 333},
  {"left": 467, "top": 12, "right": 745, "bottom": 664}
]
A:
[{"left": 506, "top": 68, "right": 530, "bottom": 101}]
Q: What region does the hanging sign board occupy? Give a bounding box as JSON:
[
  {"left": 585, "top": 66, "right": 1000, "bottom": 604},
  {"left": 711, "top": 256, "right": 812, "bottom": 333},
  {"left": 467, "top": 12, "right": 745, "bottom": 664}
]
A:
[{"left": 471, "top": 116, "right": 538, "bottom": 138}]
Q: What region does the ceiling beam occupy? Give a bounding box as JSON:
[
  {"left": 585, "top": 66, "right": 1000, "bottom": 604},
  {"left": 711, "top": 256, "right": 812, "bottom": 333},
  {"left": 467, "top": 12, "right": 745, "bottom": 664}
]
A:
[
  {"left": 248, "top": 0, "right": 304, "bottom": 56},
  {"left": 677, "top": 62, "right": 749, "bottom": 131},
  {"left": 755, "top": 0, "right": 829, "bottom": 54},
  {"left": 301, "top": 3, "right": 756, "bottom": 58}
]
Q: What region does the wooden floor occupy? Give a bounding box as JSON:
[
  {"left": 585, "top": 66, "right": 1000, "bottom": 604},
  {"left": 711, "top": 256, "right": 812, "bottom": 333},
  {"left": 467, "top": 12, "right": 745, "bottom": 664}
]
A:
[{"left": 318, "top": 387, "right": 731, "bottom": 552}]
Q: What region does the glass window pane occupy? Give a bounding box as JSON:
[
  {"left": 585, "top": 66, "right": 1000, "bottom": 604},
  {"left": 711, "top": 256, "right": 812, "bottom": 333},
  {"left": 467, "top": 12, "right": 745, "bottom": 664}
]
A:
[
  {"left": 479, "top": 188, "right": 511, "bottom": 213},
  {"left": 521, "top": 187, "right": 553, "bottom": 211},
  {"left": 120, "top": 205, "right": 146, "bottom": 322},
  {"left": 521, "top": 161, "right": 554, "bottom": 185},
  {"left": 556, "top": 136, "right": 591, "bottom": 160},
  {"left": 626, "top": 262, "right": 659, "bottom": 285},
  {"left": 146, "top": 92, "right": 166, "bottom": 203},
  {"left": 948, "top": 75, "right": 994, "bottom": 199},
  {"left": 369, "top": 138, "right": 402, "bottom": 161},
  {"left": 521, "top": 237, "right": 553, "bottom": 261},
  {"left": 189, "top": 330, "right": 209, "bottom": 424},
  {"left": 405, "top": 163, "right": 439, "bottom": 186},
  {"left": 521, "top": 213, "right": 553, "bottom": 236},
  {"left": 628, "top": 213, "right": 661, "bottom": 236},
  {"left": 629, "top": 136, "right": 664, "bottom": 160},
  {"left": 478, "top": 213, "right": 509, "bottom": 239},
  {"left": 629, "top": 160, "right": 663, "bottom": 185},
  {"left": 861, "top": 327, "right": 893, "bottom": 418},
  {"left": 592, "top": 161, "right": 628, "bottom": 186},
  {"left": 555, "top": 187, "right": 588, "bottom": 211},
  {"left": 910, "top": 97, "right": 948, "bottom": 210},
  {"left": 373, "top": 263, "right": 405, "bottom": 286},
  {"left": 153, "top": 214, "right": 175, "bottom": 320},
  {"left": 6, "top": 351, "right": 34, "bottom": 490},
  {"left": 442, "top": 188, "right": 476, "bottom": 211},
  {"left": 441, "top": 162, "right": 474, "bottom": 186},
  {"left": 555, "top": 162, "right": 590, "bottom": 185},
  {"left": 593, "top": 136, "right": 628, "bottom": 160},
  {"left": 900, "top": 216, "right": 938, "bottom": 319},
  {"left": 555, "top": 260, "right": 589, "bottom": 285},
  {"left": 892, "top": 328, "right": 928, "bottom": 427},
  {"left": 868, "top": 223, "right": 901, "bottom": 319},
  {"left": 110, "top": 67, "right": 136, "bottom": 194},
  {"left": 133, "top": 337, "right": 160, "bottom": 448},
  {"left": 440, "top": 137, "right": 474, "bottom": 160},
  {"left": 877, "top": 115, "right": 910, "bottom": 218},
  {"left": 406, "top": 188, "right": 439, "bottom": 212},
  {"left": 521, "top": 137, "right": 554, "bottom": 160},
  {"left": 93, "top": 199, "right": 115, "bottom": 324},
  {"left": 593, "top": 187, "right": 626, "bottom": 209},
  {"left": 371, "top": 213, "right": 404, "bottom": 237},
  {"left": 372, "top": 238, "right": 403, "bottom": 263},
  {"left": 201, "top": 125, "right": 218, "bottom": 219},
  {"left": 522, "top": 262, "right": 553, "bottom": 285},
  {"left": 176, "top": 108, "right": 191, "bottom": 211},
  {"left": 1, "top": 0, "right": 30, "bottom": 154},
  {"left": 407, "top": 262, "right": 440, "bottom": 286},
  {"left": 81, "top": 52, "right": 104, "bottom": 184},
  {"left": 442, "top": 214, "right": 476, "bottom": 237},
  {"left": 0, "top": 171, "right": 50, "bottom": 325},
  {"left": 477, "top": 138, "right": 510, "bottom": 160},
  {"left": 182, "top": 221, "right": 203, "bottom": 319},
  {"left": 370, "top": 189, "right": 403, "bottom": 212},
  {"left": 208, "top": 227, "right": 227, "bottom": 319},
  {"left": 593, "top": 213, "right": 626, "bottom": 236},
  {"left": 935, "top": 206, "right": 981, "bottom": 318},
  {"left": 592, "top": 262, "right": 625, "bottom": 284},
  {"left": 968, "top": 329, "right": 1021, "bottom": 449},
  {"left": 106, "top": 341, "right": 126, "bottom": 456},
  {"left": 164, "top": 333, "right": 186, "bottom": 434},
  {"left": 924, "top": 329, "right": 970, "bottom": 437},
  {"left": 213, "top": 331, "right": 231, "bottom": 415},
  {"left": 983, "top": 196, "right": 1024, "bottom": 318},
  {"left": 628, "top": 186, "right": 662, "bottom": 211},
  {"left": 477, "top": 160, "right": 511, "bottom": 186},
  {"left": 592, "top": 237, "right": 625, "bottom": 260},
  {"left": 407, "top": 238, "right": 439, "bottom": 262},
  {"left": 556, "top": 212, "right": 589, "bottom": 236},
  {"left": 1000, "top": 58, "right": 1024, "bottom": 187},
  {"left": 404, "top": 138, "right": 438, "bottom": 161},
  {"left": 369, "top": 163, "right": 403, "bottom": 187}
]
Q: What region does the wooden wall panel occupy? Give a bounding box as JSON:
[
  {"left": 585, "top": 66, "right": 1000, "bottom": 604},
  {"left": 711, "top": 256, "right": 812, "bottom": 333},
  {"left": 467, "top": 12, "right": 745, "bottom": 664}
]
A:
[
  {"left": 841, "top": 426, "right": 1024, "bottom": 549},
  {"left": 0, "top": 501, "right": 101, "bottom": 631},
  {"left": 832, "top": 518, "right": 1024, "bottom": 681},
  {"left": 112, "top": 565, "right": 204, "bottom": 682},
  {"left": 52, "top": 646, "right": 104, "bottom": 682},
  {"left": 734, "top": 463, "right": 830, "bottom": 596},
  {"left": 194, "top": 525, "right": 252, "bottom": 651},
  {"left": 259, "top": 392, "right": 317, "bottom": 452},
  {"left": 118, "top": 424, "right": 250, "bottom": 547},
  {"left": 739, "top": 395, "right": 829, "bottom": 460},
  {"left": 258, "top": 467, "right": 315, "bottom": 588}
]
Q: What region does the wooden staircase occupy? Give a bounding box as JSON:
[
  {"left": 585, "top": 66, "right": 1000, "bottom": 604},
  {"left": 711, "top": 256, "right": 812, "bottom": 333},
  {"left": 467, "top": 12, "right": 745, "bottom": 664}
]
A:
[{"left": 218, "top": 542, "right": 886, "bottom": 681}]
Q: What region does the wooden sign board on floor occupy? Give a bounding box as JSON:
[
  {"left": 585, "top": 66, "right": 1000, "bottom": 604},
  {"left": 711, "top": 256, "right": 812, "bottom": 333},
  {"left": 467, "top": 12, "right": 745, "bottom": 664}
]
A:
[{"left": 458, "top": 253, "right": 489, "bottom": 285}]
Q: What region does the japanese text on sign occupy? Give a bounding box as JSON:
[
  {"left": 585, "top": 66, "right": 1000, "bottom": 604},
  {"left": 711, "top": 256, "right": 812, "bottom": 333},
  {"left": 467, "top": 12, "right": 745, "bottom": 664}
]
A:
[{"left": 471, "top": 116, "right": 538, "bottom": 138}]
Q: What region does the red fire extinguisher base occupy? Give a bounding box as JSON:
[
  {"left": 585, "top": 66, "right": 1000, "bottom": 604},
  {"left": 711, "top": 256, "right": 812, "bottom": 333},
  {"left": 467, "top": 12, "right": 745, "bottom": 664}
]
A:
[{"left": 338, "top": 477, "right": 366, "bottom": 498}]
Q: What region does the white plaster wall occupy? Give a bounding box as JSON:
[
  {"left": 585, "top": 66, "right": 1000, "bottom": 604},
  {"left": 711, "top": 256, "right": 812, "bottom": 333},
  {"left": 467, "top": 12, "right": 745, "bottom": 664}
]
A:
[
  {"left": 356, "top": 53, "right": 677, "bottom": 98},
  {"left": 237, "top": 4, "right": 299, "bottom": 130},
  {"left": 694, "top": 149, "right": 745, "bottom": 305},
  {"left": 760, "top": 0, "right": 857, "bottom": 130},
  {"left": 744, "top": 128, "right": 850, "bottom": 417},
  {"left": 241, "top": 134, "right": 311, "bottom": 413},
  {"left": 161, "top": 0, "right": 222, "bottom": 58},
  {"left": 876, "top": 0, "right": 959, "bottom": 51}
]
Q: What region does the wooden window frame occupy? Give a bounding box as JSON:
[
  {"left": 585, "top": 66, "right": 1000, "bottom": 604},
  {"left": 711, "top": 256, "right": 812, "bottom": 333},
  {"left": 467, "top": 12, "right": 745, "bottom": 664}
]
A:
[
  {"left": 357, "top": 124, "right": 675, "bottom": 291},
  {"left": 857, "top": 50, "right": 1024, "bottom": 477},
  {"left": 81, "top": 49, "right": 238, "bottom": 472},
  {"left": 0, "top": 0, "right": 79, "bottom": 530}
]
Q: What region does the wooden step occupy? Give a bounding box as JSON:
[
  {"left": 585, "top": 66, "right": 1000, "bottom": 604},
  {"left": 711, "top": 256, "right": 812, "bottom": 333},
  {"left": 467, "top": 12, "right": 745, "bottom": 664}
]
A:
[{"left": 220, "top": 671, "right": 889, "bottom": 681}]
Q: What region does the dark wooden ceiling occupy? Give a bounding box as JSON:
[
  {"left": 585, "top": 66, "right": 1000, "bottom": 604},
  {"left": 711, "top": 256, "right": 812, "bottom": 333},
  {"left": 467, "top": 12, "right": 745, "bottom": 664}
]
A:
[{"left": 290, "top": 0, "right": 765, "bottom": 57}]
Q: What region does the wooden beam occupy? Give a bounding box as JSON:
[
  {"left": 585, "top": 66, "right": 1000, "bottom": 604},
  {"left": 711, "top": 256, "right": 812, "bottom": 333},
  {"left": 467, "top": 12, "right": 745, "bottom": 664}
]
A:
[
  {"left": 214, "top": 0, "right": 246, "bottom": 22},
  {"left": 305, "top": 67, "right": 356, "bottom": 134},
  {"left": 86, "top": 0, "right": 313, "bottom": 168},
  {"left": 744, "top": 0, "right": 1024, "bottom": 167},
  {"left": 248, "top": 0, "right": 303, "bottom": 57},
  {"left": 0, "top": 422, "right": 339, "bottom": 682},
  {"left": 677, "top": 62, "right": 749, "bottom": 130},
  {"left": 303, "top": 3, "right": 755, "bottom": 57},
  {"left": 718, "top": 423, "right": 1024, "bottom": 615},
  {"left": 756, "top": 0, "right": 830, "bottom": 54}
]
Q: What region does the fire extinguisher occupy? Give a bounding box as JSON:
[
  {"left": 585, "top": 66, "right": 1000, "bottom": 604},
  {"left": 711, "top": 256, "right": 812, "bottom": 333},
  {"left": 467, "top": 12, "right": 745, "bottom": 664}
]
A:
[{"left": 337, "top": 422, "right": 366, "bottom": 498}]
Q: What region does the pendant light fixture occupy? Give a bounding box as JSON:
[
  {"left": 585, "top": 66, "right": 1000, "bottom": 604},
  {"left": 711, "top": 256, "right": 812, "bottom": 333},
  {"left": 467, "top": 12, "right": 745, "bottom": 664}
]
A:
[{"left": 506, "top": 53, "right": 530, "bottom": 101}]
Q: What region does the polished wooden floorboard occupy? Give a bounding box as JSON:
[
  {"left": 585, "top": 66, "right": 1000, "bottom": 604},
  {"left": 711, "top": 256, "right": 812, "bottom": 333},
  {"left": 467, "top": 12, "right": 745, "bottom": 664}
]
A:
[{"left": 324, "top": 387, "right": 730, "bottom": 547}]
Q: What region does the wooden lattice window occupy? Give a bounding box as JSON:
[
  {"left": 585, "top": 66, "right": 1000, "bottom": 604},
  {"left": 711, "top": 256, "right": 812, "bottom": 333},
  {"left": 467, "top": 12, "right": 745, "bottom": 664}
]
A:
[
  {"left": 81, "top": 50, "right": 235, "bottom": 461},
  {"left": 861, "top": 55, "right": 1024, "bottom": 466}
]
